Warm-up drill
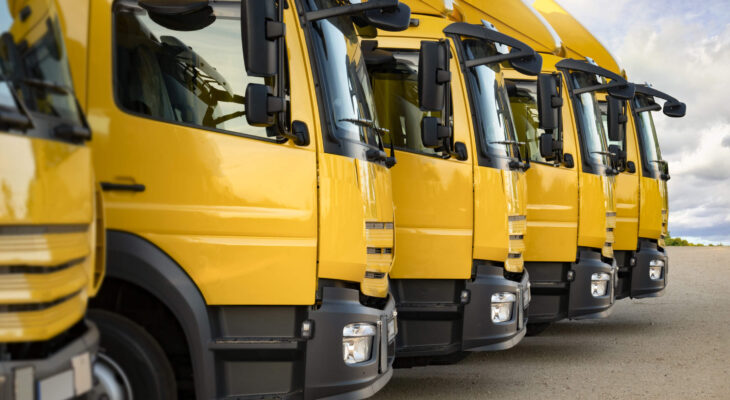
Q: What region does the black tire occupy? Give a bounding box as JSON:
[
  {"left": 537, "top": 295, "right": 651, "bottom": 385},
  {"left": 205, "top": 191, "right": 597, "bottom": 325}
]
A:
[
  {"left": 526, "top": 322, "right": 552, "bottom": 337},
  {"left": 89, "top": 309, "right": 177, "bottom": 400}
]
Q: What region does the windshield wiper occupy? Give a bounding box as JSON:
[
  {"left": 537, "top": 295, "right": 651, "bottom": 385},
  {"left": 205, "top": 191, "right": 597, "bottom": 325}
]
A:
[
  {"left": 490, "top": 140, "right": 525, "bottom": 146},
  {"left": 15, "top": 78, "right": 71, "bottom": 95},
  {"left": 339, "top": 118, "right": 390, "bottom": 136},
  {"left": 651, "top": 159, "right": 667, "bottom": 164},
  {"left": 0, "top": 78, "right": 32, "bottom": 130},
  {"left": 591, "top": 150, "right": 617, "bottom": 157}
]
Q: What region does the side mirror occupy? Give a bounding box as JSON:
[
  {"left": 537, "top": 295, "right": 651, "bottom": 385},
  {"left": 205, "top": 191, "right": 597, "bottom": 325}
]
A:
[
  {"left": 509, "top": 52, "right": 543, "bottom": 76},
  {"left": 539, "top": 133, "right": 555, "bottom": 159},
  {"left": 663, "top": 100, "right": 686, "bottom": 118},
  {"left": 607, "top": 97, "right": 627, "bottom": 142},
  {"left": 241, "top": 0, "right": 285, "bottom": 77},
  {"left": 362, "top": 3, "right": 411, "bottom": 32},
  {"left": 245, "top": 83, "right": 284, "bottom": 127},
  {"left": 139, "top": 1, "right": 215, "bottom": 31},
  {"left": 421, "top": 116, "right": 450, "bottom": 148},
  {"left": 608, "top": 82, "right": 635, "bottom": 101},
  {"left": 537, "top": 73, "right": 561, "bottom": 131},
  {"left": 608, "top": 144, "right": 626, "bottom": 171},
  {"left": 418, "top": 40, "right": 450, "bottom": 111}
]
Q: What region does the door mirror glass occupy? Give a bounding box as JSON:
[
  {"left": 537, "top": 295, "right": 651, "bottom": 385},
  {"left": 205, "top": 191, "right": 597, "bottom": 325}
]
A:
[
  {"left": 241, "top": 0, "right": 284, "bottom": 77},
  {"left": 418, "top": 40, "right": 450, "bottom": 111}
]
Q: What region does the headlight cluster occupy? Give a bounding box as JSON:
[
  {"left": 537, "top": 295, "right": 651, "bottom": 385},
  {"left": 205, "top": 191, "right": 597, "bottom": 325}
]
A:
[
  {"left": 648, "top": 259, "right": 664, "bottom": 281},
  {"left": 491, "top": 292, "right": 516, "bottom": 323},
  {"left": 590, "top": 272, "right": 611, "bottom": 297},
  {"left": 342, "top": 323, "right": 375, "bottom": 365}
]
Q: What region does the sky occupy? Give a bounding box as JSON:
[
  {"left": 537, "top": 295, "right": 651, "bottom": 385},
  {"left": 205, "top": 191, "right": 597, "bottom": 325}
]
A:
[{"left": 557, "top": 0, "right": 730, "bottom": 245}]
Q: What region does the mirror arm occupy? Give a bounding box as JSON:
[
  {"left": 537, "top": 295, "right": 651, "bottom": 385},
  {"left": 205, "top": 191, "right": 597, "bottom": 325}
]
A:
[
  {"left": 463, "top": 51, "right": 531, "bottom": 69},
  {"left": 572, "top": 80, "right": 626, "bottom": 95},
  {"left": 305, "top": 0, "right": 397, "bottom": 22},
  {"left": 635, "top": 104, "right": 662, "bottom": 113}
]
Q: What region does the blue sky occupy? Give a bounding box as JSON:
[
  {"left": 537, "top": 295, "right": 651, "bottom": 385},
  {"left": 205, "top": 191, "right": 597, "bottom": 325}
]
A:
[{"left": 559, "top": 0, "right": 730, "bottom": 245}]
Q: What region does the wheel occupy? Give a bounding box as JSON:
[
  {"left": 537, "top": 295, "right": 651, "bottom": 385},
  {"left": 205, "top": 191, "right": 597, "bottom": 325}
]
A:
[
  {"left": 526, "top": 322, "right": 552, "bottom": 337},
  {"left": 89, "top": 309, "right": 177, "bottom": 400}
]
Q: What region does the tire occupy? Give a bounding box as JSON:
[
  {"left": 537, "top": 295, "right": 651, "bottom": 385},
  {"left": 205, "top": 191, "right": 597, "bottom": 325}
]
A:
[
  {"left": 89, "top": 309, "right": 177, "bottom": 400},
  {"left": 526, "top": 322, "right": 552, "bottom": 337}
]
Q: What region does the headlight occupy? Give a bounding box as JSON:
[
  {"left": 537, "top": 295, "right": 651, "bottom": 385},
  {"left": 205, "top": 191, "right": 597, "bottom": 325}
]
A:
[
  {"left": 648, "top": 259, "right": 664, "bottom": 280},
  {"left": 590, "top": 272, "right": 611, "bottom": 297},
  {"left": 343, "top": 323, "right": 376, "bottom": 365},
  {"left": 491, "top": 292, "right": 516, "bottom": 323}
]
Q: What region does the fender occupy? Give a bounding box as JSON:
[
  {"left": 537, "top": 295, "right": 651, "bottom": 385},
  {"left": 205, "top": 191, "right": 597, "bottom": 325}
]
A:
[{"left": 103, "top": 230, "right": 215, "bottom": 400}]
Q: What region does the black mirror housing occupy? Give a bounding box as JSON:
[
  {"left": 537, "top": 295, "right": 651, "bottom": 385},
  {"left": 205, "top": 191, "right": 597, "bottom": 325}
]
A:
[
  {"left": 537, "top": 73, "right": 561, "bottom": 131},
  {"left": 241, "top": 0, "right": 284, "bottom": 77},
  {"left": 245, "top": 83, "right": 283, "bottom": 127},
  {"left": 363, "top": 3, "right": 411, "bottom": 32},
  {"left": 607, "top": 97, "right": 626, "bottom": 142},
  {"left": 539, "top": 133, "right": 555, "bottom": 159},
  {"left": 421, "top": 116, "right": 443, "bottom": 148},
  {"left": 663, "top": 100, "right": 686, "bottom": 117},
  {"left": 418, "top": 40, "right": 450, "bottom": 111},
  {"left": 509, "top": 51, "right": 542, "bottom": 76},
  {"left": 139, "top": 1, "right": 215, "bottom": 31},
  {"left": 608, "top": 82, "right": 635, "bottom": 101}
]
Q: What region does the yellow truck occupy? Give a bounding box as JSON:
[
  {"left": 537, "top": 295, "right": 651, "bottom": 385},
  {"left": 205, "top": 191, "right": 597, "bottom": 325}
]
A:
[
  {"left": 362, "top": 0, "right": 541, "bottom": 365},
  {"left": 533, "top": 0, "right": 686, "bottom": 299},
  {"left": 451, "top": 0, "right": 632, "bottom": 334},
  {"left": 60, "top": 0, "right": 410, "bottom": 398},
  {"left": 0, "top": 0, "right": 103, "bottom": 398}
]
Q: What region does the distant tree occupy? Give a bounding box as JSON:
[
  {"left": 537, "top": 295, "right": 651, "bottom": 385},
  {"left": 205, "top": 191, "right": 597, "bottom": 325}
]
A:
[{"left": 665, "top": 232, "right": 718, "bottom": 246}]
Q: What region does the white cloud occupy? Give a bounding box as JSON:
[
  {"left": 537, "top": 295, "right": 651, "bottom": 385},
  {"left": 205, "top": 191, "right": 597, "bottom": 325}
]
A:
[{"left": 557, "top": 0, "right": 730, "bottom": 244}]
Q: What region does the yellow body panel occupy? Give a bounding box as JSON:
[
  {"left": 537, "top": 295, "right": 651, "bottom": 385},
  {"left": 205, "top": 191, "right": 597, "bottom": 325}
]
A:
[
  {"left": 0, "top": 0, "right": 98, "bottom": 342},
  {"left": 68, "top": 0, "right": 393, "bottom": 305},
  {"left": 577, "top": 172, "right": 609, "bottom": 249},
  {"left": 639, "top": 177, "right": 663, "bottom": 240},
  {"left": 614, "top": 115, "right": 641, "bottom": 250}
]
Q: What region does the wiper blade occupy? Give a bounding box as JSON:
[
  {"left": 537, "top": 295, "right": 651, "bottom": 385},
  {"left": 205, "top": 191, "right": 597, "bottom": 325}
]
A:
[
  {"left": 651, "top": 159, "right": 668, "bottom": 164},
  {"left": 339, "top": 118, "right": 390, "bottom": 135},
  {"left": 591, "top": 151, "right": 616, "bottom": 157},
  {"left": 490, "top": 140, "right": 525, "bottom": 146},
  {"left": 16, "top": 78, "right": 70, "bottom": 95}
]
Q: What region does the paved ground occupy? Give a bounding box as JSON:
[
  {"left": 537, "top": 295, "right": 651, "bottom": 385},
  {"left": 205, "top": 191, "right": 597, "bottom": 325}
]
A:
[{"left": 374, "top": 247, "right": 730, "bottom": 399}]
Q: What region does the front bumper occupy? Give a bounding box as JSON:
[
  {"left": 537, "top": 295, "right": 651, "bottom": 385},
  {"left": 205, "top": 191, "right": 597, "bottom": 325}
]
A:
[
  {"left": 304, "top": 287, "right": 396, "bottom": 400},
  {"left": 527, "top": 248, "right": 615, "bottom": 324},
  {"left": 392, "top": 263, "right": 528, "bottom": 361},
  {"left": 615, "top": 239, "right": 667, "bottom": 299},
  {"left": 0, "top": 320, "right": 99, "bottom": 400}
]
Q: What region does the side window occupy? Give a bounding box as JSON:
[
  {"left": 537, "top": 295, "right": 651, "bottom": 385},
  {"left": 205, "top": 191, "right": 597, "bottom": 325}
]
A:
[
  {"left": 506, "top": 79, "right": 548, "bottom": 163},
  {"left": 368, "top": 51, "right": 438, "bottom": 156},
  {"left": 598, "top": 100, "right": 624, "bottom": 151},
  {"left": 113, "top": 4, "right": 273, "bottom": 139}
]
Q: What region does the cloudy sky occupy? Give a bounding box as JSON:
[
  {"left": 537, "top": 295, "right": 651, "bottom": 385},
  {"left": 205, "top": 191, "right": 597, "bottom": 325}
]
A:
[{"left": 557, "top": 0, "right": 730, "bottom": 245}]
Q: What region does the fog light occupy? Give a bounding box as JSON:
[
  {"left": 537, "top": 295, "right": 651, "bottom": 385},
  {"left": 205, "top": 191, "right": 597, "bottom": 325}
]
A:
[
  {"left": 388, "top": 311, "right": 398, "bottom": 342},
  {"left": 590, "top": 273, "right": 610, "bottom": 297},
  {"left": 491, "top": 292, "right": 516, "bottom": 323},
  {"left": 343, "top": 323, "right": 375, "bottom": 365},
  {"left": 648, "top": 259, "right": 664, "bottom": 280}
]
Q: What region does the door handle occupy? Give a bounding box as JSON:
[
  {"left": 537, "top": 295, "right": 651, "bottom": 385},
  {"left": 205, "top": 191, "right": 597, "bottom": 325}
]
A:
[{"left": 100, "top": 182, "right": 146, "bottom": 192}]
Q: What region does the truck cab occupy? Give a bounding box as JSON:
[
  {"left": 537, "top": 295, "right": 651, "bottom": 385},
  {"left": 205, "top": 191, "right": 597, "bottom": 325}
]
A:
[
  {"left": 533, "top": 0, "right": 686, "bottom": 299},
  {"left": 60, "top": 0, "right": 408, "bottom": 398},
  {"left": 0, "top": 0, "right": 102, "bottom": 398},
  {"left": 362, "top": 0, "right": 541, "bottom": 365}
]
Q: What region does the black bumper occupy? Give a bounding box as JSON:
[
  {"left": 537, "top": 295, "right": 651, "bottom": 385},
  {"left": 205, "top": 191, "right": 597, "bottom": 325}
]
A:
[
  {"left": 392, "top": 263, "right": 529, "bottom": 360},
  {"left": 615, "top": 239, "right": 667, "bottom": 299},
  {"left": 210, "top": 286, "right": 396, "bottom": 399},
  {"left": 0, "top": 320, "right": 99, "bottom": 400},
  {"left": 304, "top": 287, "right": 396, "bottom": 400},
  {"left": 527, "top": 248, "right": 615, "bottom": 324}
]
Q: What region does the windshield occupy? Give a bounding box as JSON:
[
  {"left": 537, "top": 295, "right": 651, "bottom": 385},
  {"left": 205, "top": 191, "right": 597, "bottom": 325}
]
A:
[
  {"left": 461, "top": 38, "right": 518, "bottom": 160},
  {"left": 633, "top": 95, "right": 663, "bottom": 173},
  {"left": 304, "top": 0, "right": 383, "bottom": 148},
  {"left": 570, "top": 72, "right": 609, "bottom": 167},
  {"left": 0, "top": 2, "right": 83, "bottom": 124}
]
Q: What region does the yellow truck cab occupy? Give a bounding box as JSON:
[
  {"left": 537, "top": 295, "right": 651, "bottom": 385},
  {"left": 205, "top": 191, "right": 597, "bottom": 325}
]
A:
[
  {"left": 60, "top": 0, "right": 410, "bottom": 398},
  {"left": 0, "top": 0, "right": 103, "bottom": 398},
  {"left": 452, "top": 0, "right": 634, "bottom": 334},
  {"left": 362, "top": 0, "right": 541, "bottom": 365},
  {"left": 533, "top": 0, "right": 686, "bottom": 298}
]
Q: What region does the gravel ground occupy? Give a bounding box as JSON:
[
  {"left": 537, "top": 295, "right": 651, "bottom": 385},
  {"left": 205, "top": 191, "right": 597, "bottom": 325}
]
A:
[{"left": 374, "top": 247, "right": 730, "bottom": 399}]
